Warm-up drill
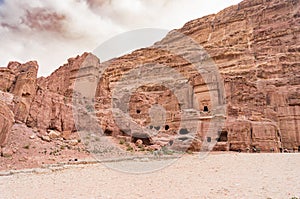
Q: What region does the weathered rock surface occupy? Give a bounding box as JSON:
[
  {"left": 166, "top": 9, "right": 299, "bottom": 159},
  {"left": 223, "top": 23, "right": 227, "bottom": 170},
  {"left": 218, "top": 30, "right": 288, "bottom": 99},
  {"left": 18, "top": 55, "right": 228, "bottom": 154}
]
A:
[
  {"left": 11, "top": 61, "right": 38, "bottom": 122},
  {"left": 0, "top": 0, "right": 299, "bottom": 153},
  {"left": 26, "top": 88, "right": 75, "bottom": 132},
  {"left": 0, "top": 61, "right": 39, "bottom": 123},
  {"left": 92, "top": 0, "right": 300, "bottom": 152},
  {"left": 27, "top": 52, "right": 100, "bottom": 132},
  {"left": 0, "top": 67, "right": 15, "bottom": 92},
  {"left": 0, "top": 52, "right": 101, "bottom": 147},
  {"left": 0, "top": 101, "right": 14, "bottom": 147}
]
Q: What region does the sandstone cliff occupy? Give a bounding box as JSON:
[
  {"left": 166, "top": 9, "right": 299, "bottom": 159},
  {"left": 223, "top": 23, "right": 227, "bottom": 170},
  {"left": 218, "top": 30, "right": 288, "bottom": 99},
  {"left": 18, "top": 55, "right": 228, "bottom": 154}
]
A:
[
  {"left": 94, "top": 0, "right": 300, "bottom": 152},
  {"left": 0, "top": 0, "right": 299, "bottom": 153}
]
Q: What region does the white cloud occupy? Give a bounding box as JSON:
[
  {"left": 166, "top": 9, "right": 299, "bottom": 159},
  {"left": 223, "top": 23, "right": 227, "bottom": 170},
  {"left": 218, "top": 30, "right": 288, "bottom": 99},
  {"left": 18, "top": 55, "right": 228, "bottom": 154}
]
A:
[{"left": 0, "top": 0, "right": 242, "bottom": 76}]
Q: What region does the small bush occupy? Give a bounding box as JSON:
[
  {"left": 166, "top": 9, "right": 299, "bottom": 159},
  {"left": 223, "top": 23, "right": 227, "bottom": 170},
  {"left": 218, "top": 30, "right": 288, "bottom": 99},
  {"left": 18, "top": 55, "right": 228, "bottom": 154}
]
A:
[
  {"left": 138, "top": 145, "right": 145, "bottom": 151},
  {"left": 161, "top": 146, "right": 173, "bottom": 155},
  {"left": 146, "top": 148, "right": 154, "bottom": 152},
  {"left": 186, "top": 150, "right": 193, "bottom": 154},
  {"left": 256, "top": 148, "right": 261, "bottom": 153},
  {"left": 126, "top": 146, "right": 134, "bottom": 152},
  {"left": 119, "top": 139, "right": 125, "bottom": 145},
  {"left": 139, "top": 147, "right": 145, "bottom": 151}
]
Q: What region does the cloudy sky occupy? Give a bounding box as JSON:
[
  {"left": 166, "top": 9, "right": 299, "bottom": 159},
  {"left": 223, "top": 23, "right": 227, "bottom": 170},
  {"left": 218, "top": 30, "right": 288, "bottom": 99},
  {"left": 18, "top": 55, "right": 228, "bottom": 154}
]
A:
[{"left": 0, "top": 0, "right": 242, "bottom": 76}]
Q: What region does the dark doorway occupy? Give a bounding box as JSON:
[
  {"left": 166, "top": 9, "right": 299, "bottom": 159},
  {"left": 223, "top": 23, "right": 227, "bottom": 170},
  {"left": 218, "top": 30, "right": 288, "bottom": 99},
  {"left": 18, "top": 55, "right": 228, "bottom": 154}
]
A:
[
  {"left": 131, "top": 135, "right": 151, "bottom": 145},
  {"left": 179, "top": 128, "right": 189, "bottom": 135},
  {"left": 104, "top": 129, "right": 113, "bottom": 136},
  {"left": 207, "top": 137, "right": 211, "bottom": 142},
  {"left": 203, "top": 106, "right": 209, "bottom": 112},
  {"left": 217, "top": 131, "right": 228, "bottom": 142},
  {"left": 165, "top": 125, "right": 170, "bottom": 130}
]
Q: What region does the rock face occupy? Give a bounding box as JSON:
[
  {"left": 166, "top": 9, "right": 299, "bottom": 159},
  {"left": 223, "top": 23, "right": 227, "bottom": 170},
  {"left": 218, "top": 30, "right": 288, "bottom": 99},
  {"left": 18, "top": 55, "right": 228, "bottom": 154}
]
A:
[
  {"left": 92, "top": 0, "right": 300, "bottom": 152},
  {"left": 0, "top": 101, "right": 14, "bottom": 147},
  {"left": 0, "top": 52, "right": 101, "bottom": 146},
  {"left": 0, "top": 60, "right": 38, "bottom": 146},
  {"left": 11, "top": 61, "right": 38, "bottom": 122},
  {"left": 0, "top": 0, "right": 299, "bottom": 152},
  {"left": 0, "top": 61, "right": 38, "bottom": 123},
  {"left": 26, "top": 88, "right": 75, "bottom": 132},
  {"left": 0, "top": 67, "right": 15, "bottom": 92},
  {"left": 26, "top": 52, "right": 100, "bottom": 132}
]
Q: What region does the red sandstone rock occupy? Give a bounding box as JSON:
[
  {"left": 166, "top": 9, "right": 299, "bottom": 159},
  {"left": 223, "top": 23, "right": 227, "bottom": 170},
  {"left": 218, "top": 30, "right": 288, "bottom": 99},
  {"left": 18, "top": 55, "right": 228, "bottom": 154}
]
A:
[
  {"left": 11, "top": 61, "right": 38, "bottom": 123},
  {"left": 92, "top": 0, "right": 300, "bottom": 152},
  {"left": 0, "top": 101, "right": 14, "bottom": 147},
  {"left": 48, "top": 130, "right": 61, "bottom": 139},
  {"left": 61, "top": 131, "right": 72, "bottom": 140},
  {"left": 0, "top": 67, "right": 15, "bottom": 92},
  {"left": 0, "top": 0, "right": 299, "bottom": 154},
  {"left": 1, "top": 147, "right": 13, "bottom": 158}
]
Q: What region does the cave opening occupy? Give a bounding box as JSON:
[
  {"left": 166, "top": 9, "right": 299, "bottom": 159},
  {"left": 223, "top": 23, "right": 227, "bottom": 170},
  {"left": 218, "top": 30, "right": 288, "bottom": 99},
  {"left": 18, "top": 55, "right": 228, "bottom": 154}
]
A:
[
  {"left": 165, "top": 125, "right": 170, "bottom": 130},
  {"left": 154, "top": 126, "right": 160, "bottom": 131},
  {"left": 136, "top": 109, "right": 141, "bottom": 114},
  {"left": 131, "top": 135, "right": 151, "bottom": 145},
  {"left": 207, "top": 137, "right": 211, "bottom": 142},
  {"left": 217, "top": 131, "right": 228, "bottom": 142},
  {"left": 203, "top": 106, "right": 209, "bottom": 112},
  {"left": 104, "top": 129, "right": 113, "bottom": 136},
  {"left": 179, "top": 128, "right": 189, "bottom": 135},
  {"left": 22, "top": 93, "right": 31, "bottom": 97}
]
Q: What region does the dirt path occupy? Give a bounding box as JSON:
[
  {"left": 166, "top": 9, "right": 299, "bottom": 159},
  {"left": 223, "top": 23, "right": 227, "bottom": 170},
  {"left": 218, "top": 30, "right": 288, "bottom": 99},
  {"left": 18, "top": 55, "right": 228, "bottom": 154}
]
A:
[{"left": 1, "top": 153, "right": 299, "bottom": 199}]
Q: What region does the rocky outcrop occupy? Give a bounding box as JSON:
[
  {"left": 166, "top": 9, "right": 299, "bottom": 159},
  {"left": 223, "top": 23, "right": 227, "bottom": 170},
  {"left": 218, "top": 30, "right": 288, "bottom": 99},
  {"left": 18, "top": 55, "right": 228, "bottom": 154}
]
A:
[
  {"left": 92, "top": 0, "right": 300, "bottom": 152},
  {"left": 0, "top": 67, "right": 15, "bottom": 92},
  {"left": 26, "top": 52, "right": 101, "bottom": 132},
  {"left": 11, "top": 61, "right": 38, "bottom": 122},
  {"left": 37, "top": 52, "right": 99, "bottom": 98},
  {"left": 0, "top": 0, "right": 299, "bottom": 153},
  {"left": 26, "top": 88, "right": 75, "bottom": 132},
  {"left": 0, "top": 61, "right": 38, "bottom": 123},
  {"left": 0, "top": 101, "right": 14, "bottom": 147},
  {"left": 0, "top": 52, "right": 101, "bottom": 145}
]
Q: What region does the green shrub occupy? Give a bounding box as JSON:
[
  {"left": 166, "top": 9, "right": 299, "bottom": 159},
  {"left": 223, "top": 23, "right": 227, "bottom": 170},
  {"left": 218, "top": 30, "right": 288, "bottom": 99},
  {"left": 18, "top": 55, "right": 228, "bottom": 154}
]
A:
[
  {"left": 126, "top": 146, "right": 134, "bottom": 152},
  {"left": 119, "top": 139, "right": 125, "bottom": 145}
]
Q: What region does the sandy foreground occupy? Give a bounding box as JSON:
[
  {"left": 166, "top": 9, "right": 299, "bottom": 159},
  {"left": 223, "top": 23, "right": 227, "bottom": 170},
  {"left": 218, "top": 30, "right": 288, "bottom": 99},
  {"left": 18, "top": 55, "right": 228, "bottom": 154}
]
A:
[{"left": 0, "top": 153, "right": 299, "bottom": 199}]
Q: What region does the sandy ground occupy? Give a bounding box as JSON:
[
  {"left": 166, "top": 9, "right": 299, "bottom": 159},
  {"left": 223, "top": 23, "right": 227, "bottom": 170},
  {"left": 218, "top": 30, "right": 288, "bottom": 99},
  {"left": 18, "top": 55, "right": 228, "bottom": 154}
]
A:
[{"left": 0, "top": 153, "right": 299, "bottom": 199}]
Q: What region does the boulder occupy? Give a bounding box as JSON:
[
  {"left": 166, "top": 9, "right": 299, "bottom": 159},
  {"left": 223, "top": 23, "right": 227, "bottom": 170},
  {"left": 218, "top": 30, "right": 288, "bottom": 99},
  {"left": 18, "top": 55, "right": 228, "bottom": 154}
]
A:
[
  {"left": 1, "top": 147, "right": 13, "bottom": 158},
  {"left": 48, "top": 130, "right": 61, "bottom": 139}
]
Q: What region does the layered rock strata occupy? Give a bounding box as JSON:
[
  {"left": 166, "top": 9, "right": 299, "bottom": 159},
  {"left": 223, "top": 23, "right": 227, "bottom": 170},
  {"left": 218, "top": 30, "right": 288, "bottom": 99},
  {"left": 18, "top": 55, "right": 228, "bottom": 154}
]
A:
[{"left": 0, "top": 0, "right": 299, "bottom": 153}]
